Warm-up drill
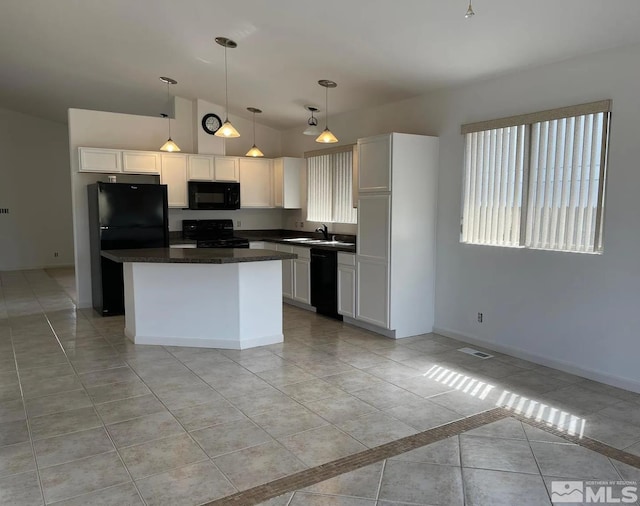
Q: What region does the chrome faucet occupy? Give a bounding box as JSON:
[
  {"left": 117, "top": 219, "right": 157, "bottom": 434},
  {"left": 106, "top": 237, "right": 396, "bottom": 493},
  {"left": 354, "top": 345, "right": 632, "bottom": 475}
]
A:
[{"left": 315, "top": 224, "right": 329, "bottom": 240}]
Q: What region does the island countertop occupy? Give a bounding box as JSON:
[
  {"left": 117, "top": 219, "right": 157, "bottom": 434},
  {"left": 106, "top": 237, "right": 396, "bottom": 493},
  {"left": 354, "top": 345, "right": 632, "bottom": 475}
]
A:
[{"left": 101, "top": 247, "right": 297, "bottom": 264}]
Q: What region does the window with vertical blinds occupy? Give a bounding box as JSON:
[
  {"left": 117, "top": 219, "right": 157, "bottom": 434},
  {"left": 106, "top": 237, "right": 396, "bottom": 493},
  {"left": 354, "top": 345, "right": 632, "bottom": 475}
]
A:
[
  {"left": 307, "top": 149, "right": 357, "bottom": 224},
  {"left": 461, "top": 101, "right": 610, "bottom": 254}
]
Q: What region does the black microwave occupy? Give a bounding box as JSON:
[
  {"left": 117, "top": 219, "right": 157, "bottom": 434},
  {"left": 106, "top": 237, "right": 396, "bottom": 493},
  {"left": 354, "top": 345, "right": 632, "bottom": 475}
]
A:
[{"left": 188, "top": 182, "right": 240, "bottom": 210}]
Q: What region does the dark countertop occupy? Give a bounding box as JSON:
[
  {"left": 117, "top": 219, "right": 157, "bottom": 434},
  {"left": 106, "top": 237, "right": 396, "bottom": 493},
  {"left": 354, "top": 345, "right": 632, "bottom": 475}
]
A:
[
  {"left": 236, "top": 230, "right": 357, "bottom": 253},
  {"left": 101, "top": 248, "right": 297, "bottom": 264}
]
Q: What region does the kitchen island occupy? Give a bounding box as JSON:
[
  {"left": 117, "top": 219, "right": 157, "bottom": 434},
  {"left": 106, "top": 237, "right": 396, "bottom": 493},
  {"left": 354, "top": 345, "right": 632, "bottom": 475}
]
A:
[{"left": 102, "top": 247, "right": 297, "bottom": 350}]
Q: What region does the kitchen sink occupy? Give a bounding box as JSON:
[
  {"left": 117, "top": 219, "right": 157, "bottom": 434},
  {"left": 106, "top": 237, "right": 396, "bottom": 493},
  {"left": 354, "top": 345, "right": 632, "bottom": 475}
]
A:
[{"left": 281, "top": 238, "right": 354, "bottom": 246}]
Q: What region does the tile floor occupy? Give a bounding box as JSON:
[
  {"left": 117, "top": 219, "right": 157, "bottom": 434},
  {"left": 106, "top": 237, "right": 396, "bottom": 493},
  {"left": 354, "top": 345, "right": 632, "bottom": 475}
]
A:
[{"left": 0, "top": 269, "right": 639, "bottom": 505}]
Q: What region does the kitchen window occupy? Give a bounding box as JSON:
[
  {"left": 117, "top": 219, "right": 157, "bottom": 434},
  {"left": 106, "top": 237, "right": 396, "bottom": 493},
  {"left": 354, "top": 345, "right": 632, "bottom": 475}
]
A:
[
  {"left": 306, "top": 146, "right": 357, "bottom": 224},
  {"left": 460, "top": 100, "right": 611, "bottom": 253}
]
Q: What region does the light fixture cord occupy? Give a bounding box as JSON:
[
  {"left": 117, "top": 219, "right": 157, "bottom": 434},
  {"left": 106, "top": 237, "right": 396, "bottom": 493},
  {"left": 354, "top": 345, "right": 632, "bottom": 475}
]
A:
[
  {"left": 224, "top": 45, "right": 229, "bottom": 122},
  {"left": 253, "top": 111, "right": 256, "bottom": 144},
  {"left": 166, "top": 81, "right": 172, "bottom": 139},
  {"left": 325, "top": 86, "right": 329, "bottom": 129}
]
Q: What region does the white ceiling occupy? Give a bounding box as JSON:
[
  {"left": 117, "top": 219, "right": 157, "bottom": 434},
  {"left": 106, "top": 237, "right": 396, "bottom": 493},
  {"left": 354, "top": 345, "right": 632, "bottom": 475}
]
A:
[{"left": 2, "top": 0, "right": 640, "bottom": 130}]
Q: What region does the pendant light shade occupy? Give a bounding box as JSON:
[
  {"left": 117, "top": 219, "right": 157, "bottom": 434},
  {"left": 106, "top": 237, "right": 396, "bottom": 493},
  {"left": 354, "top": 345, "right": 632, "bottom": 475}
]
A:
[
  {"left": 315, "top": 80, "right": 338, "bottom": 144},
  {"left": 159, "top": 77, "right": 180, "bottom": 152},
  {"left": 214, "top": 37, "right": 240, "bottom": 138},
  {"left": 245, "top": 107, "right": 264, "bottom": 157},
  {"left": 303, "top": 105, "right": 322, "bottom": 136},
  {"left": 465, "top": 0, "right": 475, "bottom": 18}
]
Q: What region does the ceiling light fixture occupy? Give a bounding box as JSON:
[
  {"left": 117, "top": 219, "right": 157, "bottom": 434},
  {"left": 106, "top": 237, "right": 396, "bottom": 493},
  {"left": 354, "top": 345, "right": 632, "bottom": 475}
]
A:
[
  {"left": 245, "top": 107, "right": 264, "bottom": 157},
  {"left": 214, "top": 37, "right": 240, "bottom": 138},
  {"left": 316, "top": 80, "right": 338, "bottom": 143},
  {"left": 465, "top": 0, "right": 475, "bottom": 18},
  {"left": 303, "top": 105, "right": 322, "bottom": 136},
  {"left": 159, "top": 77, "right": 180, "bottom": 152}
]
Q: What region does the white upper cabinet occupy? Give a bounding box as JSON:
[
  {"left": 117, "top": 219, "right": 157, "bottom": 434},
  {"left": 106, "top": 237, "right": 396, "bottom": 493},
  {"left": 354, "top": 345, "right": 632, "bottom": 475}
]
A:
[
  {"left": 239, "top": 158, "right": 273, "bottom": 208},
  {"left": 273, "top": 157, "right": 303, "bottom": 209},
  {"left": 122, "top": 151, "right": 161, "bottom": 174},
  {"left": 214, "top": 157, "right": 239, "bottom": 182},
  {"left": 160, "top": 154, "right": 188, "bottom": 208},
  {"left": 188, "top": 155, "right": 214, "bottom": 181},
  {"left": 78, "top": 148, "right": 122, "bottom": 173},
  {"left": 358, "top": 134, "right": 392, "bottom": 193}
]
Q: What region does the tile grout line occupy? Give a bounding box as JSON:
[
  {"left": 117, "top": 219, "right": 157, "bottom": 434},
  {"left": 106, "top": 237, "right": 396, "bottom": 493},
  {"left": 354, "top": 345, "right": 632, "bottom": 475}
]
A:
[
  {"left": 39, "top": 303, "right": 149, "bottom": 506},
  {"left": 506, "top": 408, "right": 640, "bottom": 470},
  {"left": 201, "top": 408, "right": 508, "bottom": 506},
  {"left": 6, "top": 281, "right": 49, "bottom": 505},
  {"left": 520, "top": 416, "right": 554, "bottom": 504}
]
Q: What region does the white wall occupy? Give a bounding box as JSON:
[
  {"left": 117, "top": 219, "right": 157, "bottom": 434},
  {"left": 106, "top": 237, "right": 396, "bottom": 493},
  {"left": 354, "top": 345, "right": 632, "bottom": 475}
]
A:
[
  {"left": 0, "top": 108, "right": 73, "bottom": 270},
  {"left": 280, "top": 42, "right": 640, "bottom": 392},
  {"left": 432, "top": 43, "right": 640, "bottom": 392},
  {"left": 194, "top": 98, "right": 283, "bottom": 158}
]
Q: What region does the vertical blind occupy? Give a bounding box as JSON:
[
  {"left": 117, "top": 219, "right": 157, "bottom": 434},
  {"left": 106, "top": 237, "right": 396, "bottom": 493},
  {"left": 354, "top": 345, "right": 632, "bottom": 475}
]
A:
[
  {"left": 461, "top": 102, "right": 610, "bottom": 253},
  {"left": 307, "top": 150, "right": 357, "bottom": 224},
  {"left": 462, "top": 125, "right": 526, "bottom": 247},
  {"left": 525, "top": 113, "right": 606, "bottom": 252}
]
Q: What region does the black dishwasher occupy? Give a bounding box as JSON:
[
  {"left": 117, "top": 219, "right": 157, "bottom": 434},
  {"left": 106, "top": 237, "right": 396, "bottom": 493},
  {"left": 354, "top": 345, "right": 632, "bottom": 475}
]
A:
[{"left": 310, "top": 249, "right": 342, "bottom": 320}]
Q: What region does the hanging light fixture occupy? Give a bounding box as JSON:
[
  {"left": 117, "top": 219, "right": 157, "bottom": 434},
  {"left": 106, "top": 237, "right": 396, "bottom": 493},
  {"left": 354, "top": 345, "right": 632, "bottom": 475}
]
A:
[
  {"left": 315, "top": 80, "right": 338, "bottom": 143},
  {"left": 159, "top": 77, "right": 180, "bottom": 152},
  {"left": 465, "top": 0, "right": 475, "bottom": 18},
  {"left": 214, "top": 37, "right": 240, "bottom": 138},
  {"left": 245, "top": 107, "right": 264, "bottom": 157},
  {"left": 303, "top": 105, "right": 322, "bottom": 136}
]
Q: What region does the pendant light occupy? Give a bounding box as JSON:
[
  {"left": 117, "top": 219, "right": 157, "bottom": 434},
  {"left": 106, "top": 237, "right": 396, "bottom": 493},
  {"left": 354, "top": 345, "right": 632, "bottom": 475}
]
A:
[
  {"left": 465, "top": 0, "right": 475, "bottom": 18},
  {"left": 245, "top": 107, "right": 264, "bottom": 157},
  {"left": 214, "top": 37, "right": 240, "bottom": 138},
  {"left": 303, "top": 105, "right": 322, "bottom": 136},
  {"left": 159, "top": 77, "right": 180, "bottom": 152},
  {"left": 315, "top": 80, "right": 338, "bottom": 143}
]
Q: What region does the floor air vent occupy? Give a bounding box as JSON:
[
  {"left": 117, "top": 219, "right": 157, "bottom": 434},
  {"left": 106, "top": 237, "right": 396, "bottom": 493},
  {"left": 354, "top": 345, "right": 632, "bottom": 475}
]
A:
[{"left": 458, "top": 347, "right": 494, "bottom": 359}]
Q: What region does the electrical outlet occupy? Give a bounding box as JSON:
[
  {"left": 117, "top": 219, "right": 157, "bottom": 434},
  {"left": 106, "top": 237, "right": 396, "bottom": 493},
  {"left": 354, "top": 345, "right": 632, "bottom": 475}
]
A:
[
  {"left": 236, "top": 220, "right": 241, "bottom": 227},
  {"left": 477, "top": 312, "right": 483, "bottom": 323},
  {"left": 299, "top": 221, "right": 304, "bottom": 228},
  {"left": 54, "top": 252, "right": 59, "bottom": 258}
]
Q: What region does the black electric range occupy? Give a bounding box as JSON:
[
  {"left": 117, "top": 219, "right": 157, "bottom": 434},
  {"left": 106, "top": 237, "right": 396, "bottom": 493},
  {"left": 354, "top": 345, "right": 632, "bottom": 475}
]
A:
[{"left": 182, "top": 219, "right": 249, "bottom": 248}]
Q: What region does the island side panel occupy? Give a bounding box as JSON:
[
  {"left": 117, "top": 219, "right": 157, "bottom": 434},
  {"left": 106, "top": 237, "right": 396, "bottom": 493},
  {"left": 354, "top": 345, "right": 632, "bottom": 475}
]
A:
[
  {"left": 124, "top": 262, "right": 241, "bottom": 348},
  {"left": 237, "top": 260, "right": 283, "bottom": 349}
]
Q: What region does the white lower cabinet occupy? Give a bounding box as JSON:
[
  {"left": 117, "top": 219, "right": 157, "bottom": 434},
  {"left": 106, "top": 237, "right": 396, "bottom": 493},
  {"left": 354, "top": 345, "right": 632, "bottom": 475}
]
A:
[
  {"left": 337, "top": 253, "right": 356, "bottom": 318},
  {"left": 293, "top": 246, "right": 311, "bottom": 305},
  {"left": 355, "top": 257, "right": 389, "bottom": 328},
  {"left": 160, "top": 154, "right": 188, "bottom": 208},
  {"left": 249, "top": 241, "right": 266, "bottom": 249},
  {"left": 276, "top": 244, "right": 294, "bottom": 299}
]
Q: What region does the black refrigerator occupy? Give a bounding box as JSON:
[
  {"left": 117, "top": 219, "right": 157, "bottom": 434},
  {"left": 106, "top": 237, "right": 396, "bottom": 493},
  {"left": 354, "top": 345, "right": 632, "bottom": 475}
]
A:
[{"left": 88, "top": 182, "right": 169, "bottom": 316}]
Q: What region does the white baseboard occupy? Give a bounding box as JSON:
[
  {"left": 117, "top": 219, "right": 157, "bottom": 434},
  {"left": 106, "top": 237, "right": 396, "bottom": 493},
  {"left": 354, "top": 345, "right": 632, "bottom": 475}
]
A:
[
  {"left": 343, "top": 317, "right": 397, "bottom": 339},
  {"left": 433, "top": 326, "right": 640, "bottom": 394},
  {"left": 125, "top": 327, "right": 283, "bottom": 350},
  {"left": 283, "top": 299, "right": 316, "bottom": 312},
  {"left": 1, "top": 263, "right": 75, "bottom": 271}
]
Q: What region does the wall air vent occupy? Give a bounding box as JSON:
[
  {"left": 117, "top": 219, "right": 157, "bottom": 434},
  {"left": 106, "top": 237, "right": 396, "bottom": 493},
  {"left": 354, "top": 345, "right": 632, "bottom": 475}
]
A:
[{"left": 458, "top": 347, "right": 494, "bottom": 359}]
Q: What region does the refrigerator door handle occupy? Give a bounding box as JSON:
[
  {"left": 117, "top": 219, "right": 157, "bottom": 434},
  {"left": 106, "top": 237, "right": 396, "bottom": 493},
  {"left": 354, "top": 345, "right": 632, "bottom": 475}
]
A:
[{"left": 100, "top": 226, "right": 110, "bottom": 230}]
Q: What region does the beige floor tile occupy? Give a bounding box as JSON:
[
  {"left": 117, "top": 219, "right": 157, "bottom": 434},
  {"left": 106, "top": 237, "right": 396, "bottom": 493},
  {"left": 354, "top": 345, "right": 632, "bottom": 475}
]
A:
[
  {"left": 135, "top": 460, "right": 236, "bottom": 506},
  {"left": 34, "top": 426, "right": 114, "bottom": 468},
  {"left": 119, "top": 433, "right": 207, "bottom": 479},
  {"left": 40, "top": 451, "right": 130, "bottom": 503}
]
